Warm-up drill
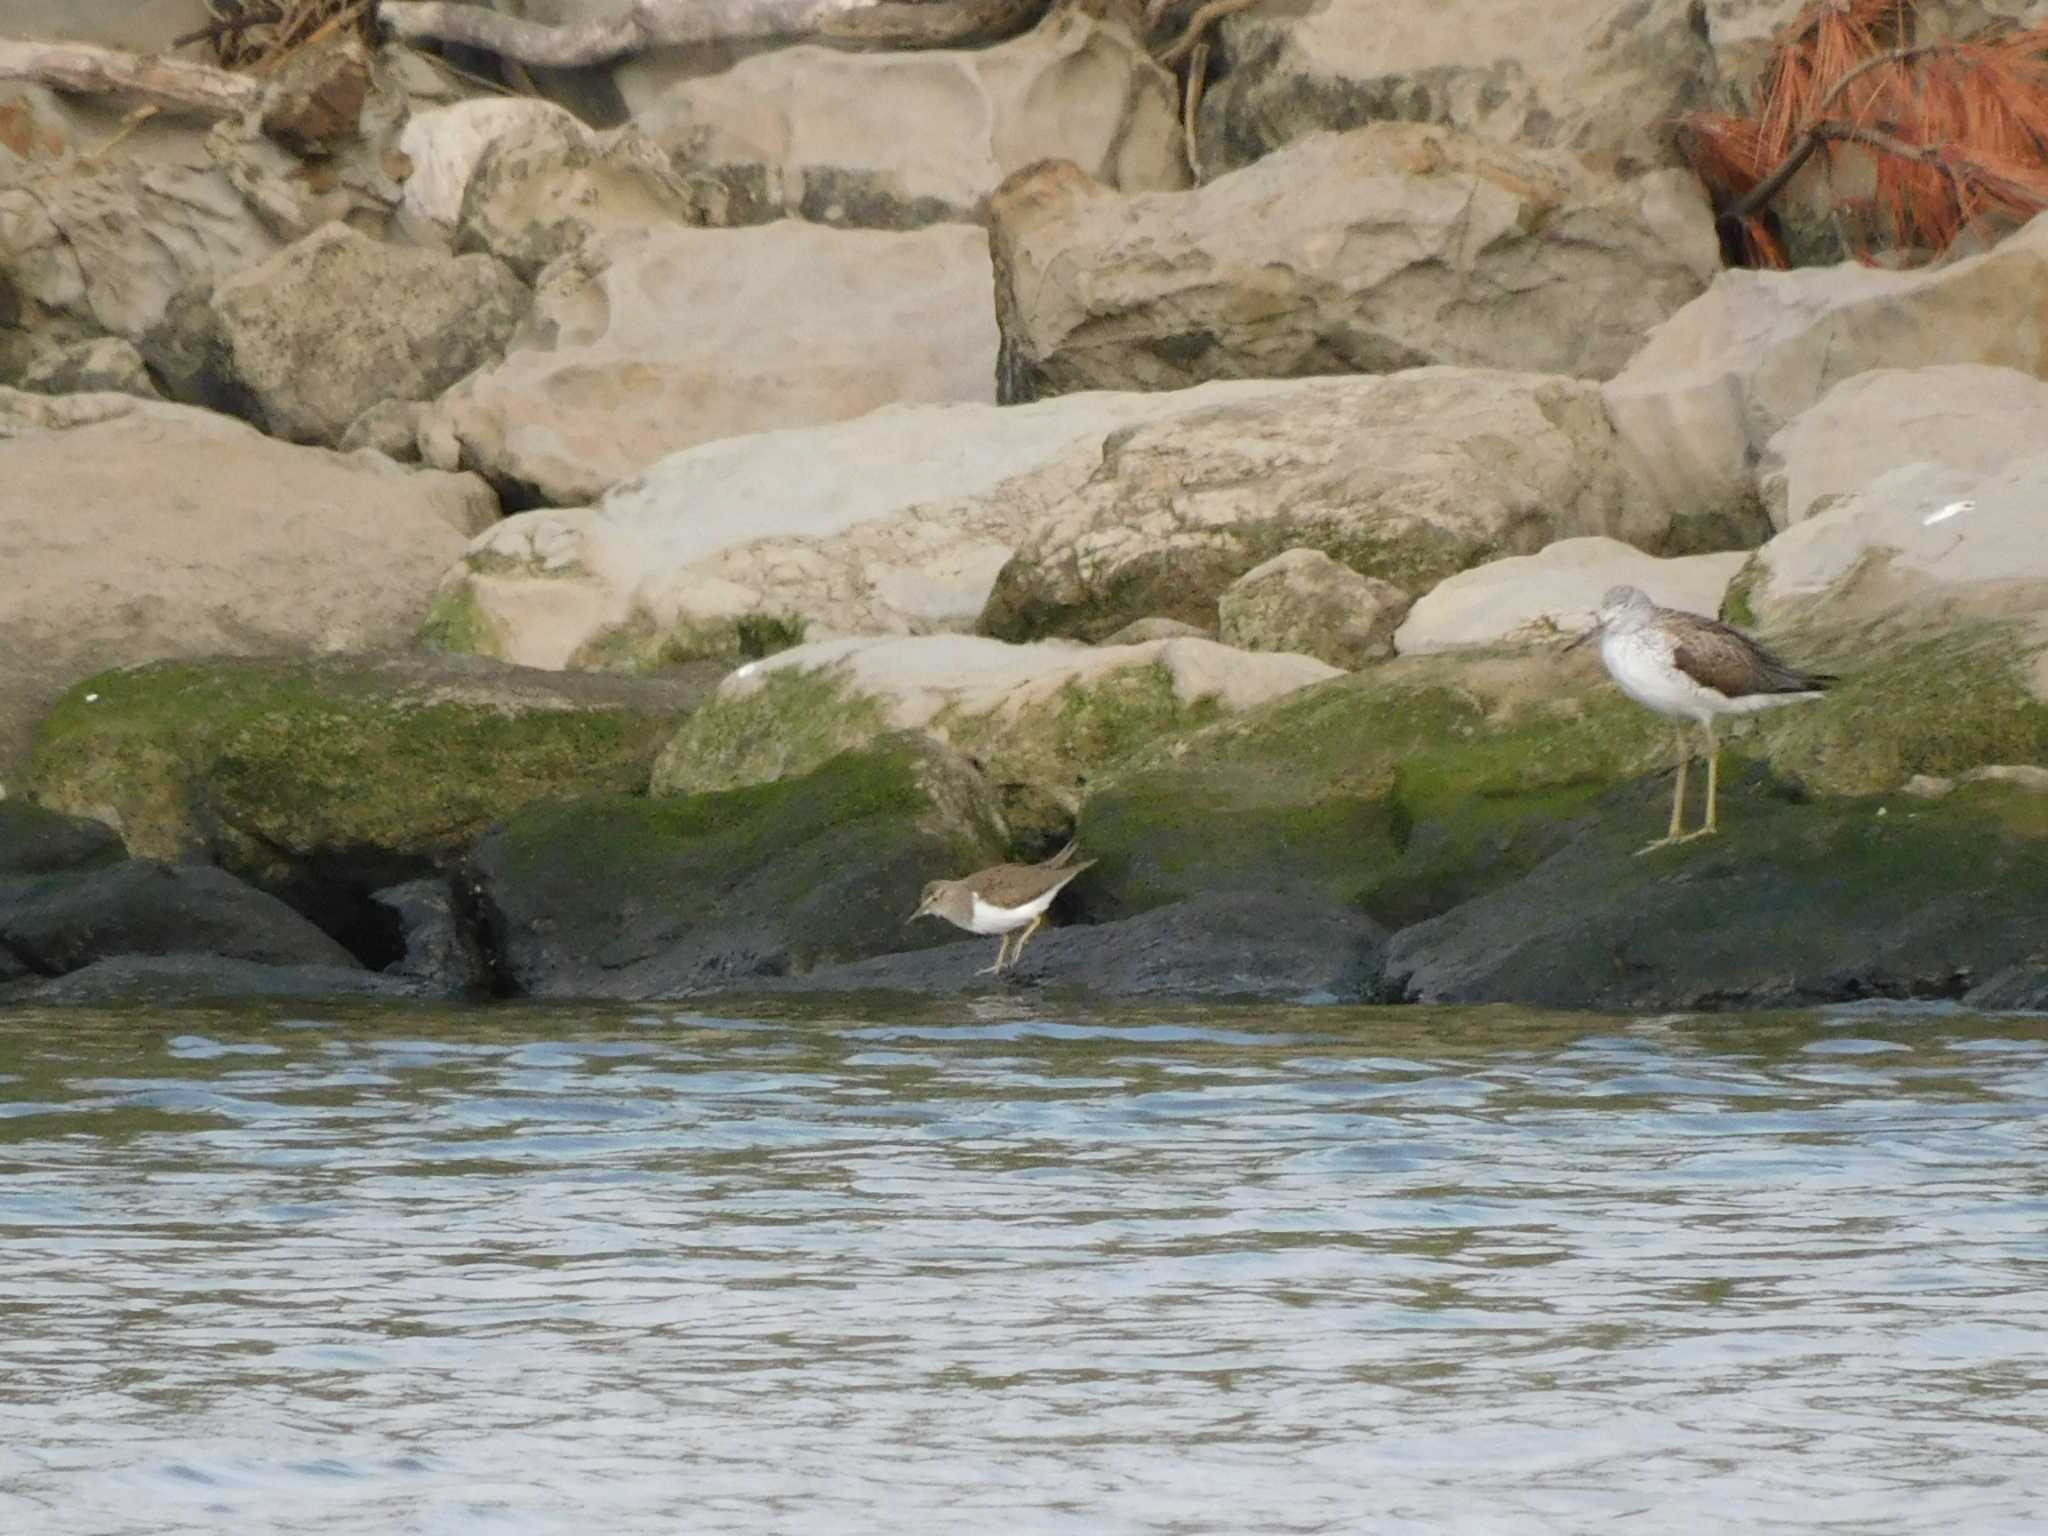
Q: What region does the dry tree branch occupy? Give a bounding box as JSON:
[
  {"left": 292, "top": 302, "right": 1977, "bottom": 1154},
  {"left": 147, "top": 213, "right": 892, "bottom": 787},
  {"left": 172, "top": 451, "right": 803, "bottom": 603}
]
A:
[
  {"left": 1156, "top": 0, "right": 1261, "bottom": 69},
  {"left": 373, "top": 0, "right": 1046, "bottom": 67},
  {"left": 0, "top": 35, "right": 263, "bottom": 118},
  {"left": 1183, "top": 38, "right": 1208, "bottom": 182},
  {"left": 1723, "top": 44, "right": 1950, "bottom": 221}
]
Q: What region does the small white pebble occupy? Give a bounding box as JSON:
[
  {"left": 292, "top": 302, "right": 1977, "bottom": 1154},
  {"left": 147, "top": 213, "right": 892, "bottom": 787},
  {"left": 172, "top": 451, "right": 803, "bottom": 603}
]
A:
[
  {"left": 84, "top": 692, "right": 99, "bottom": 703},
  {"left": 1922, "top": 498, "right": 1975, "bottom": 526},
  {"left": 1877, "top": 806, "right": 1888, "bottom": 816},
  {"left": 733, "top": 662, "right": 758, "bottom": 680}
]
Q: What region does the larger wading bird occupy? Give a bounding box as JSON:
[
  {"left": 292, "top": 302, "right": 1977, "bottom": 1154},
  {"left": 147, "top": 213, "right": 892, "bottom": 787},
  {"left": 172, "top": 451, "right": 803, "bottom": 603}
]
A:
[
  {"left": 908, "top": 841, "right": 1094, "bottom": 975},
  {"left": 1572, "top": 585, "right": 1834, "bottom": 853}
]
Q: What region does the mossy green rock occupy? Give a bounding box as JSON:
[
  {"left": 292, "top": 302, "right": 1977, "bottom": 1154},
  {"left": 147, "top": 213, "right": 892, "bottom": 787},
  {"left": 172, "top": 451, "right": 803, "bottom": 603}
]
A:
[
  {"left": 28, "top": 654, "right": 723, "bottom": 888},
  {"left": 1081, "top": 613, "right": 2048, "bottom": 934},
  {"left": 469, "top": 733, "right": 1008, "bottom": 997},
  {"left": 1385, "top": 775, "right": 2048, "bottom": 1009}
]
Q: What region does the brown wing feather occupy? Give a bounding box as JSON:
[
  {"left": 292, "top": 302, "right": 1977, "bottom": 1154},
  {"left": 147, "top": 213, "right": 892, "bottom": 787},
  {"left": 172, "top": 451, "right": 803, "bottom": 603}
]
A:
[
  {"left": 1669, "top": 615, "right": 1834, "bottom": 698},
  {"left": 973, "top": 858, "right": 1096, "bottom": 907}
]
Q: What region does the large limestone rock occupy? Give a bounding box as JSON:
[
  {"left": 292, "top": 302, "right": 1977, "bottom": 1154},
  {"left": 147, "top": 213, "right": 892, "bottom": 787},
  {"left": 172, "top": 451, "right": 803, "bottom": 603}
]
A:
[
  {"left": 451, "top": 106, "right": 725, "bottom": 279},
  {"left": 1602, "top": 216, "right": 2048, "bottom": 537},
  {"left": 212, "top": 223, "right": 530, "bottom": 445},
  {"left": 421, "top": 222, "right": 1001, "bottom": 504},
  {"left": 468, "top": 733, "right": 1011, "bottom": 996},
  {"left": 431, "top": 371, "right": 1688, "bottom": 671},
  {"left": 651, "top": 632, "right": 1341, "bottom": 798},
  {"left": 978, "top": 368, "right": 1692, "bottom": 642},
  {"left": 991, "top": 127, "right": 1719, "bottom": 400},
  {"left": 433, "top": 386, "right": 1271, "bottom": 670},
  {"left": 631, "top": 2, "right": 1186, "bottom": 230},
  {"left": 1759, "top": 365, "right": 2048, "bottom": 531},
  {"left": 0, "top": 161, "right": 281, "bottom": 364},
  {"left": 395, "top": 97, "right": 592, "bottom": 245},
  {"left": 1193, "top": 0, "right": 1717, "bottom": 177},
  {"left": 1394, "top": 538, "right": 1747, "bottom": 655},
  {"left": 0, "top": 390, "right": 497, "bottom": 786},
  {"left": 1741, "top": 455, "right": 2048, "bottom": 631},
  {"left": 1217, "top": 549, "right": 1411, "bottom": 670}
]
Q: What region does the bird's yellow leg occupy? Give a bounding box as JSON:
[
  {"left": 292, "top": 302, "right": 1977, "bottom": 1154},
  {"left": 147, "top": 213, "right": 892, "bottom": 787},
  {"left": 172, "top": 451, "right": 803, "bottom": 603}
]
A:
[
  {"left": 978, "top": 930, "right": 1014, "bottom": 976},
  {"left": 1677, "top": 722, "right": 1722, "bottom": 843},
  {"left": 1009, "top": 914, "right": 1046, "bottom": 966},
  {"left": 1635, "top": 726, "right": 1692, "bottom": 855}
]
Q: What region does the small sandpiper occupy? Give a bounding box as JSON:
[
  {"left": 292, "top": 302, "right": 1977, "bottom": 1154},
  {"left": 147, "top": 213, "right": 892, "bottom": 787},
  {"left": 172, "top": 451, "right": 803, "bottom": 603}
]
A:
[
  {"left": 908, "top": 841, "right": 1095, "bottom": 974},
  {"left": 1572, "top": 585, "right": 1834, "bottom": 853}
]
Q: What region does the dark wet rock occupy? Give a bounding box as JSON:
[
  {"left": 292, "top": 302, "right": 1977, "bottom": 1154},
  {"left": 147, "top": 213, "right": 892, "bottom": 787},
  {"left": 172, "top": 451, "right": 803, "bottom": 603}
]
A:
[
  {"left": 739, "top": 890, "right": 1387, "bottom": 1004},
  {"left": 0, "top": 859, "right": 360, "bottom": 978},
  {"left": 372, "top": 877, "right": 485, "bottom": 993},
  {"left": 0, "top": 800, "right": 124, "bottom": 877},
  {"left": 1381, "top": 776, "right": 2048, "bottom": 1012},
  {"left": 8, "top": 953, "right": 434, "bottom": 1006},
  {"left": 467, "top": 733, "right": 1007, "bottom": 998},
  {"left": 1964, "top": 965, "right": 2048, "bottom": 1013}
]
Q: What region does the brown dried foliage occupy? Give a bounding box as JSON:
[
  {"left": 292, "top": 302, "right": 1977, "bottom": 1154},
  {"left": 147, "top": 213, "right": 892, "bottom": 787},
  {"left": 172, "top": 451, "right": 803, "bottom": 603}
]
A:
[
  {"left": 184, "top": 0, "right": 374, "bottom": 72},
  {"left": 1683, "top": 0, "right": 2048, "bottom": 266}
]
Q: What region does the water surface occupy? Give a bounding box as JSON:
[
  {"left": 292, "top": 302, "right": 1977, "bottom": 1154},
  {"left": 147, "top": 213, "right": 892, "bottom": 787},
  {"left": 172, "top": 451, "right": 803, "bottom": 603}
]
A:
[{"left": 3, "top": 999, "right": 2046, "bottom": 1533}]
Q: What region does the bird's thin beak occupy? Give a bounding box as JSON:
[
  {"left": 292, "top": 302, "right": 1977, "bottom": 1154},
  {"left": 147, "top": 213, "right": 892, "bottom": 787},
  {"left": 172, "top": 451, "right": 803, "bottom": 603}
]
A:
[
  {"left": 1563, "top": 621, "right": 1601, "bottom": 653},
  {"left": 905, "top": 907, "right": 925, "bottom": 926}
]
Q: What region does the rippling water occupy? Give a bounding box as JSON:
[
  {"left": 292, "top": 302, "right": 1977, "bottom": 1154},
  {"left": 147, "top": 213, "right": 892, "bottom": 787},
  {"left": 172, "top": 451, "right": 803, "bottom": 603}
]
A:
[{"left": 3, "top": 999, "right": 2047, "bottom": 1534}]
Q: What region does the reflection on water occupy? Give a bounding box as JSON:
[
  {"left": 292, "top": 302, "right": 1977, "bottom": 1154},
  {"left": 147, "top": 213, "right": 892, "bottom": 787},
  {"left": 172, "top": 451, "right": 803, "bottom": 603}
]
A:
[{"left": 2, "top": 999, "right": 2046, "bottom": 1534}]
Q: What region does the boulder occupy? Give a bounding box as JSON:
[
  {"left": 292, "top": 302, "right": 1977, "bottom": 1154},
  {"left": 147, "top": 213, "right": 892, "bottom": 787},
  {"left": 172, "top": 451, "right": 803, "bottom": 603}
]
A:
[
  {"left": 0, "top": 800, "right": 124, "bottom": 877},
  {"left": 978, "top": 368, "right": 1697, "bottom": 642},
  {"left": 1758, "top": 366, "right": 2048, "bottom": 530},
  {"left": 433, "top": 370, "right": 1714, "bottom": 671},
  {"left": 1100, "top": 617, "right": 1210, "bottom": 644},
  {"left": 651, "top": 632, "right": 1340, "bottom": 799},
  {"left": 467, "top": 733, "right": 1009, "bottom": 996},
  {"left": 1217, "top": 549, "right": 1410, "bottom": 669},
  {"left": 0, "top": 390, "right": 498, "bottom": 786},
  {"left": 211, "top": 223, "right": 530, "bottom": 446},
  {"left": 0, "top": 161, "right": 280, "bottom": 356},
  {"left": 373, "top": 877, "right": 483, "bottom": 992},
  {"left": 1192, "top": 0, "right": 1717, "bottom": 177},
  {"left": 433, "top": 385, "right": 1282, "bottom": 669},
  {"left": 8, "top": 953, "right": 434, "bottom": 1005},
  {"left": 15, "top": 338, "right": 160, "bottom": 399},
  {"left": 1739, "top": 455, "right": 2048, "bottom": 631},
  {"left": 990, "top": 127, "right": 1719, "bottom": 400},
  {"left": 0, "top": 859, "right": 360, "bottom": 977},
  {"left": 630, "top": 2, "right": 1186, "bottom": 230},
  {"left": 1382, "top": 774, "right": 2048, "bottom": 1010},
  {"left": 396, "top": 97, "right": 588, "bottom": 244},
  {"left": 1079, "top": 593, "right": 2048, "bottom": 939},
  {"left": 1601, "top": 216, "right": 2048, "bottom": 537},
  {"left": 1394, "top": 538, "right": 1747, "bottom": 655},
  {"left": 29, "top": 652, "right": 721, "bottom": 909},
  {"left": 451, "top": 107, "right": 725, "bottom": 279},
  {"left": 752, "top": 890, "right": 1387, "bottom": 1004},
  {"left": 420, "top": 222, "right": 1000, "bottom": 505},
  {"left": 1964, "top": 963, "right": 2048, "bottom": 1013}
]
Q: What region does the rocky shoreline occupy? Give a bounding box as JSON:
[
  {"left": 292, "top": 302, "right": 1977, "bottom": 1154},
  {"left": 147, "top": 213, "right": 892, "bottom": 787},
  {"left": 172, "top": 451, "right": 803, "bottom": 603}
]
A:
[{"left": 4, "top": 0, "right": 2046, "bottom": 1015}]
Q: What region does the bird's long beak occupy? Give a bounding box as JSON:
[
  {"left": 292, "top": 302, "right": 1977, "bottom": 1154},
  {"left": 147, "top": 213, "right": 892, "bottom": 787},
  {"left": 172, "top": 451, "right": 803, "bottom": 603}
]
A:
[
  {"left": 1563, "top": 621, "right": 1602, "bottom": 653},
  {"left": 905, "top": 906, "right": 926, "bottom": 926}
]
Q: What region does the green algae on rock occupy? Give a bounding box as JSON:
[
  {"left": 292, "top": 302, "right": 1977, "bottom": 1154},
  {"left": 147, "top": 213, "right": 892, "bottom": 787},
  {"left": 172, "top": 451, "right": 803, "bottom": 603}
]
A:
[
  {"left": 469, "top": 732, "right": 1008, "bottom": 996},
  {"left": 27, "top": 654, "right": 723, "bottom": 880}
]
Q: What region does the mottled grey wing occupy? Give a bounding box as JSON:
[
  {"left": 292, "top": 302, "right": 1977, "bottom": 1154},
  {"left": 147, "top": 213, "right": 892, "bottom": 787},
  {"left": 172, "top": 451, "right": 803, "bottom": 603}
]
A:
[
  {"left": 1672, "top": 618, "right": 1833, "bottom": 698},
  {"left": 976, "top": 859, "right": 1095, "bottom": 907}
]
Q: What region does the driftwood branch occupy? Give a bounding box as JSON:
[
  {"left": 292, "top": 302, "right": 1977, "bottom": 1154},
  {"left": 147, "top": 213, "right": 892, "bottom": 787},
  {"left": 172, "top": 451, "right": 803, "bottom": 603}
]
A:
[
  {"left": 375, "top": 0, "right": 1046, "bottom": 67},
  {"left": 1156, "top": 0, "right": 1260, "bottom": 69},
  {"left": 0, "top": 36, "right": 262, "bottom": 119},
  {"left": 1722, "top": 45, "right": 1949, "bottom": 223}
]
